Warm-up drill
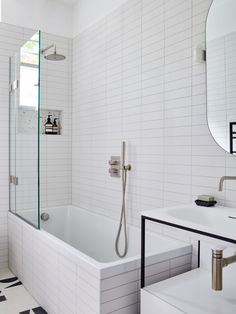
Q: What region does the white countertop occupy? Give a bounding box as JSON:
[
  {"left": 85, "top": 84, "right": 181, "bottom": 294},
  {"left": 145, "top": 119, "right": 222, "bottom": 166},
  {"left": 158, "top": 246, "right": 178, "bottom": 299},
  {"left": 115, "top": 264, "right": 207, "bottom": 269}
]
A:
[
  {"left": 144, "top": 268, "right": 236, "bottom": 314},
  {"left": 142, "top": 204, "right": 236, "bottom": 243}
]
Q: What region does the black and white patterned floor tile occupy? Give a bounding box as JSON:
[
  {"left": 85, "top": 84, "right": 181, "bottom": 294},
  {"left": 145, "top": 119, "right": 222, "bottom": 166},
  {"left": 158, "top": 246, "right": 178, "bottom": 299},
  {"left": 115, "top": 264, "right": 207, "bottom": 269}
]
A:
[{"left": 0, "top": 269, "right": 47, "bottom": 314}]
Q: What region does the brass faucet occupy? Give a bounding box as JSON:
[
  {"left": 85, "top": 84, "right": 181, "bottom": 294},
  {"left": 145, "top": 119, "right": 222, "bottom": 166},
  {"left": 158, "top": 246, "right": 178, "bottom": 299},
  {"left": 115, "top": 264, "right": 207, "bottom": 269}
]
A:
[
  {"left": 212, "top": 249, "right": 236, "bottom": 290},
  {"left": 218, "top": 176, "right": 236, "bottom": 191}
]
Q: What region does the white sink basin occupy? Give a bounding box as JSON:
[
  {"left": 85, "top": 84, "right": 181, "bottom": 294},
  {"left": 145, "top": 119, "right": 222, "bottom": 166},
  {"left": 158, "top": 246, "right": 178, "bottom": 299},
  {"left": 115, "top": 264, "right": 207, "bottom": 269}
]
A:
[{"left": 142, "top": 204, "right": 236, "bottom": 242}]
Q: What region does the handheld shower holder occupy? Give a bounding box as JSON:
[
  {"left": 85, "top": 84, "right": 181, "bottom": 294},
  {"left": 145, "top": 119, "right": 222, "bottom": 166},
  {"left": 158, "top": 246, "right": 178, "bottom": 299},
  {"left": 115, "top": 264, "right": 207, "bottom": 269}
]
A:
[
  {"left": 108, "top": 156, "right": 131, "bottom": 177},
  {"left": 108, "top": 142, "right": 131, "bottom": 178}
]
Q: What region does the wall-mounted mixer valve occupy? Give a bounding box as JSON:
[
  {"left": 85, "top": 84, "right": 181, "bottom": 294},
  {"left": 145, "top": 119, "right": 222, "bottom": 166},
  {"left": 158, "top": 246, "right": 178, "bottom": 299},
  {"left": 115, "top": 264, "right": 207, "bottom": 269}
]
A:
[{"left": 109, "top": 157, "right": 121, "bottom": 177}]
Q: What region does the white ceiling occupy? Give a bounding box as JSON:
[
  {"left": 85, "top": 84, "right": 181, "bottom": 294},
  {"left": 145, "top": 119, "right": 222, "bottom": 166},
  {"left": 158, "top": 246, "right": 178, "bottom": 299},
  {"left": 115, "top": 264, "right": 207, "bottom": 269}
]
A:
[{"left": 52, "top": 0, "right": 79, "bottom": 6}]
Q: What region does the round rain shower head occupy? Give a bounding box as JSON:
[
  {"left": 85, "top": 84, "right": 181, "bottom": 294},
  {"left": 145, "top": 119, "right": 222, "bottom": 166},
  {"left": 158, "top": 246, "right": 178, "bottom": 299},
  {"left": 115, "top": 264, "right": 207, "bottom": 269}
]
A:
[
  {"left": 44, "top": 52, "right": 66, "bottom": 61},
  {"left": 41, "top": 45, "right": 66, "bottom": 61}
]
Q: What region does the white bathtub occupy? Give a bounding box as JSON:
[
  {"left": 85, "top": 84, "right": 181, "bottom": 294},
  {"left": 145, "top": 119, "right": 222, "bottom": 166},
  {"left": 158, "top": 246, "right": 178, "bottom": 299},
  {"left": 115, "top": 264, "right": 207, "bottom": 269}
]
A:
[{"left": 8, "top": 206, "right": 192, "bottom": 314}]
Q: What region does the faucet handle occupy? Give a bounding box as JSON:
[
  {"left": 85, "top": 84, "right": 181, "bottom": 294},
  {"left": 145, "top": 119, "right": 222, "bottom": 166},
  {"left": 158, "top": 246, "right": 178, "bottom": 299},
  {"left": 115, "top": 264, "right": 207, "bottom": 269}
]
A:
[
  {"left": 109, "top": 160, "right": 119, "bottom": 166},
  {"left": 212, "top": 245, "right": 226, "bottom": 251}
]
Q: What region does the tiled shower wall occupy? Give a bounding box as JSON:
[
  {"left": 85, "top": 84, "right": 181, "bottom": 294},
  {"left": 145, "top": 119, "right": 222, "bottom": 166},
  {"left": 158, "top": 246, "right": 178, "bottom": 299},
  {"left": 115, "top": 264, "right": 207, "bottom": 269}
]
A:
[
  {"left": 2, "top": 0, "right": 236, "bottom": 269},
  {"left": 72, "top": 0, "right": 236, "bottom": 226},
  {"left": 13, "top": 32, "right": 72, "bottom": 214},
  {"left": 0, "top": 22, "right": 32, "bottom": 269},
  {"left": 40, "top": 32, "right": 72, "bottom": 209},
  {"left": 0, "top": 22, "right": 72, "bottom": 268},
  {"left": 12, "top": 33, "right": 72, "bottom": 214}
]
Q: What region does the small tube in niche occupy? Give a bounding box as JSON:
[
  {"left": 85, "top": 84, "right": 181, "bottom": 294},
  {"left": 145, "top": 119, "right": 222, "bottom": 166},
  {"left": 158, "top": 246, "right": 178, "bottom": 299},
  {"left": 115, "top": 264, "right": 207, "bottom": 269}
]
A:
[{"left": 52, "top": 118, "right": 59, "bottom": 135}]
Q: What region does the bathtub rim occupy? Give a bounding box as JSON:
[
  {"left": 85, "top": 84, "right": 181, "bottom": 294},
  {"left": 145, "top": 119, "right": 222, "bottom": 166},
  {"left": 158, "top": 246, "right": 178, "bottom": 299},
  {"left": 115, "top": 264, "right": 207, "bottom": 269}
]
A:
[{"left": 8, "top": 208, "right": 191, "bottom": 275}]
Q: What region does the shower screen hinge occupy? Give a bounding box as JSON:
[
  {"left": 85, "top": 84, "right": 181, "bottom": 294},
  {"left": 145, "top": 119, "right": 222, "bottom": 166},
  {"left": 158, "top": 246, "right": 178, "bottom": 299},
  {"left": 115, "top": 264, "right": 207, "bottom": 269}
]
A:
[
  {"left": 9, "top": 80, "right": 19, "bottom": 92},
  {"left": 9, "top": 175, "right": 14, "bottom": 184},
  {"left": 10, "top": 175, "right": 19, "bottom": 185}
]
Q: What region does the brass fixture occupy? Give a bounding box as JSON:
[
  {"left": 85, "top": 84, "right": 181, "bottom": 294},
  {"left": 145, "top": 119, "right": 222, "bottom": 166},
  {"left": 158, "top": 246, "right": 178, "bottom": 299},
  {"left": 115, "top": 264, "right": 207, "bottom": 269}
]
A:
[
  {"left": 108, "top": 156, "right": 121, "bottom": 177},
  {"left": 218, "top": 176, "right": 236, "bottom": 191},
  {"left": 41, "top": 212, "right": 50, "bottom": 221},
  {"left": 109, "top": 142, "right": 131, "bottom": 258},
  {"left": 41, "top": 44, "right": 66, "bottom": 61},
  {"left": 212, "top": 249, "right": 236, "bottom": 291},
  {"left": 108, "top": 144, "right": 131, "bottom": 178},
  {"left": 121, "top": 141, "right": 131, "bottom": 173}
]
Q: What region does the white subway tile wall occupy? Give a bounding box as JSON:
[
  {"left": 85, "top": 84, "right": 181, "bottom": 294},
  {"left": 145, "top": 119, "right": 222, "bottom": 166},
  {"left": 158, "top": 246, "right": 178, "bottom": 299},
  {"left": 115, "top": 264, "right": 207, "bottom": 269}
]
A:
[
  {"left": 0, "top": 22, "right": 33, "bottom": 270},
  {"left": 40, "top": 32, "right": 72, "bottom": 209},
  {"left": 2, "top": 0, "right": 236, "bottom": 313},
  {"left": 1, "top": 0, "right": 236, "bottom": 283},
  {"left": 0, "top": 23, "right": 72, "bottom": 268},
  {"left": 14, "top": 31, "right": 72, "bottom": 214},
  {"left": 71, "top": 0, "right": 236, "bottom": 227}
]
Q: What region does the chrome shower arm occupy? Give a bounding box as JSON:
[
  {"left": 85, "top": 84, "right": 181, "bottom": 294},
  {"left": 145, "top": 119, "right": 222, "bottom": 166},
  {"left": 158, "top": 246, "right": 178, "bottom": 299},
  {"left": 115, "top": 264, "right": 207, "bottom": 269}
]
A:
[{"left": 41, "top": 44, "right": 55, "bottom": 55}]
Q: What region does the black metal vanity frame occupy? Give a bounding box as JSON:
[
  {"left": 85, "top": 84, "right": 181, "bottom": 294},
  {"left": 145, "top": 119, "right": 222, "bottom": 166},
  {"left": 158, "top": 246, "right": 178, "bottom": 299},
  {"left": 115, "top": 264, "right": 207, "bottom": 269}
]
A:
[{"left": 141, "top": 215, "right": 236, "bottom": 288}]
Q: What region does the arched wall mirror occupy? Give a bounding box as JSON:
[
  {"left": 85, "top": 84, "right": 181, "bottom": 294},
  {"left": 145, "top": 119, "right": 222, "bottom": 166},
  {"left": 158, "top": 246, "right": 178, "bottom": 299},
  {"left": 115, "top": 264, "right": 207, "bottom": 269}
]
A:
[{"left": 206, "top": 0, "right": 236, "bottom": 154}]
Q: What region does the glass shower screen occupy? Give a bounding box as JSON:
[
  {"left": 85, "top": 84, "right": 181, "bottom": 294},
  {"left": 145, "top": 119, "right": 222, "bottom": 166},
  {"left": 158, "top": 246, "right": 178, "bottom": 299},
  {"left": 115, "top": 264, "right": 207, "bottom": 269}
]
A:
[{"left": 9, "top": 31, "right": 41, "bottom": 228}]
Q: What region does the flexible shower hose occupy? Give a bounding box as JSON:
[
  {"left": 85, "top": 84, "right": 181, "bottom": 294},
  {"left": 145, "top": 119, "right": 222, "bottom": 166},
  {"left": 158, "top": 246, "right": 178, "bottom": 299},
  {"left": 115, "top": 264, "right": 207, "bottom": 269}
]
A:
[{"left": 115, "top": 166, "right": 128, "bottom": 258}]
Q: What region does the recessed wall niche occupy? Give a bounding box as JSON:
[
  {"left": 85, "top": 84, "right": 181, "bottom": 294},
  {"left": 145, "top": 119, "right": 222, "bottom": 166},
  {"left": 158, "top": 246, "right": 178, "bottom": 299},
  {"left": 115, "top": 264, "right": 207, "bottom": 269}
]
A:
[
  {"left": 40, "top": 109, "right": 62, "bottom": 135},
  {"left": 17, "top": 107, "right": 62, "bottom": 135}
]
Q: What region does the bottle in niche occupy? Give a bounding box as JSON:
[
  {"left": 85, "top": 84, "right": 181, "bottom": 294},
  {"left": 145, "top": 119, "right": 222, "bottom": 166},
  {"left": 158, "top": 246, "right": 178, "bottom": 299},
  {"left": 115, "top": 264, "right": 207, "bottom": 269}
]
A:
[
  {"left": 45, "top": 115, "right": 53, "bottom": 134},
  {"left": 52, "top": 118, "right": 59, "bottom": 135}
]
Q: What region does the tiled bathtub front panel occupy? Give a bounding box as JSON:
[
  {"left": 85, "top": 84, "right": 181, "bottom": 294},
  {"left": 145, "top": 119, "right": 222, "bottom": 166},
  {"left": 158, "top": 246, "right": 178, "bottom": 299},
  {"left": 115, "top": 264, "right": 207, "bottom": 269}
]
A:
[
  {"left": 8, "top": 213, "right": 101, "bottom": 314},
  {"left": 100, "top": 252, "right": 191, "bottom": 314},
  {"left": 8, "top": 213, "right": 192, "bottom": 314}
]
